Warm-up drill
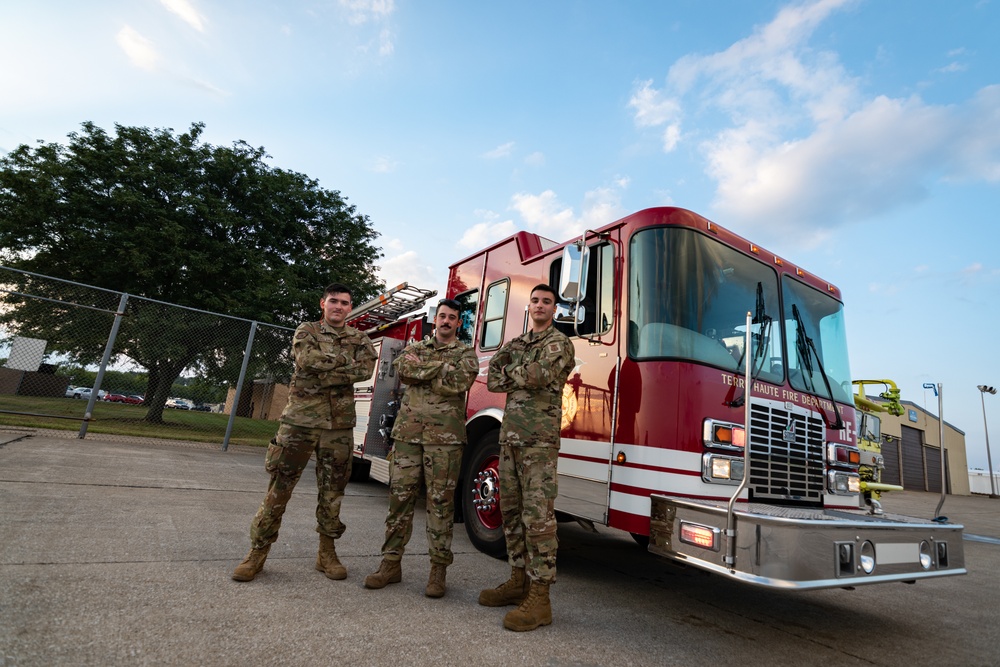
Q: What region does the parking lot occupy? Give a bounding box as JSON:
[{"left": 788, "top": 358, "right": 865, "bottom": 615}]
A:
[{"left": 1, "top": 430, "right": 999, "bottom": 667}]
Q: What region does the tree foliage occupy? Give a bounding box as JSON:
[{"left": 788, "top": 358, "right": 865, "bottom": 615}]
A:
[{"left": 0, "top": 122, "right": 384, "bottom": 422}]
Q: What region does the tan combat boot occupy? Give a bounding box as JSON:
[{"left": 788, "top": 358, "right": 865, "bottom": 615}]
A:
[
  {"left": 232, "top": 545, "right": 271, "bottom": 582},
  {"left": 478, "top": 566, "right": 529, "bottom": 606},
  {"left": 364, "top": 558, "right": 402, "bottom": 589},
  {"left": 315, "top": 534, "right": 347, "bottom": 580},
  {"left": 425, "top": 564, "right": 447, "bottom": 598},
  {"left": 502, "top": 580, "right": 552, "bottom": 632}
]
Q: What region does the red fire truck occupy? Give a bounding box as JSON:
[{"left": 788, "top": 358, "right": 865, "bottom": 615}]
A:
[
  {"left": 354, "top": 207, "right": 965, "bottom": 590},
  {"left": 447, "top": 208, "right": 966, "bottom": 589}
]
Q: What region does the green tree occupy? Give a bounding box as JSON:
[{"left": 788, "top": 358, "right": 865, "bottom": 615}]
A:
[{"left": 0, "top": 122, "right": 383, "bottom": 423}]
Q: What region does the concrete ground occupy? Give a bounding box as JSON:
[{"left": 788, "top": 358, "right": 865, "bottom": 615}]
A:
[{"left": 2, "top": 429, "right": 998, "bottom": 667}]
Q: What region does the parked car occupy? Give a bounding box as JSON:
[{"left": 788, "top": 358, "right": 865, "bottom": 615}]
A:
[
  {"left": 104, "top": 393, "right": 143, "bottom": 405},
  {"left": 126, "top": 395, "right": 145, "bottom": 405},
  {"left": 70, "top": 387, "right": 105, "bottom": 400},
  {"left": 166, "top": 398, "right": 193, "bottom": 410},
  {"left": 191, "top": 403, "right": 212, "bottom": 412},
  {"left": 64, "top": 386, "right": 80, "bottom": 398}
]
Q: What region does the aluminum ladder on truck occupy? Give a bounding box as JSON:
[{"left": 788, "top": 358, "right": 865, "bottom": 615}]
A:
[{"left": 347, "top": 282, "right": 438, "bottom": 332}]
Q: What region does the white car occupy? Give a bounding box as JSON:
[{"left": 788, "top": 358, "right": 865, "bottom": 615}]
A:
[
  {"left": 73, "top": 387, "right": 108, "bottom": 400},
  {"left": 71, "top": 387, "right": 106, "bottom": 400},
  {"left": 166, "top": 398, "right": 193, "bottom": 410}
]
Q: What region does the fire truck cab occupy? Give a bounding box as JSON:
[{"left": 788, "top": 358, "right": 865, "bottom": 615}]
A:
[{"left": 444, "top": 207, "right": 965, "bottom": 590}]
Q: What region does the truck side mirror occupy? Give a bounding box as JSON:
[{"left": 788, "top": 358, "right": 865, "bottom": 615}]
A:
[
  {"left": 555, "top": 303, "right": 586, "bottom": 324},
  {"left": 559, "top": 242, "right": 590, "bottom": 303}
]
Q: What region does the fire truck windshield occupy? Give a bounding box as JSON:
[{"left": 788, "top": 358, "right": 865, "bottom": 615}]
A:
[
  {"left": 782, "top": 275, "right": 853, "bottom": 405},
  {"left": 628, "top": 227, "right": 784, "bottom": 384},
  {"left": 628, "top": 226, "right": 852, "bottom": 407}
]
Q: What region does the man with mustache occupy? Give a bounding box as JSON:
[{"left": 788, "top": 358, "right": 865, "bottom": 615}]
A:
[{"left": 364, "top": 298, "right": 479, "bottom": 597}]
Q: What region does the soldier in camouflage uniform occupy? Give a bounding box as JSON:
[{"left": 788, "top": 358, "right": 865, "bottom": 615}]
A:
[
  {"left": 480, "top": 284, "right": 575, "bottom": 632},
  {"left": 233, "top": 283, "right": 377, "bottom": 582},
  {"left": 364, "top": 298, "right": 478, "bottom": 598}
]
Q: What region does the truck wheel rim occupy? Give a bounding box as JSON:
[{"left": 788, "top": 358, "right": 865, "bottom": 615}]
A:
[{"left": 472, "top": 455, "right": 502, "bottom": 530}]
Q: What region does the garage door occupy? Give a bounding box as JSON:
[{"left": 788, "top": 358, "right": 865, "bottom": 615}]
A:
[
  {"left": 900, "top": 425, "right": 925, "bottom": 490},
  {"left": 924, "top": 446, "right": 949, "bottom": 493},
  {"left": 881, "top": 437, "right": 901, "bottom": 486}
]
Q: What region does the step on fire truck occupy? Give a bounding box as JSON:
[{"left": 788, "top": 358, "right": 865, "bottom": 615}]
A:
[{"left": 353, "top": 207, "right": 966, "bottom": 590}]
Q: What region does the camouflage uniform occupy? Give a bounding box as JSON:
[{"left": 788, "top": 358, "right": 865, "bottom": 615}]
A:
[
  {"left": 248, "top": 320, "right": 377, "bottom": 549},
  {"left": 380, "top": 337, "right": 478, "bottom": 565},
  {"left": 487, "top": 324, "right": 575, "bottom": 584}
]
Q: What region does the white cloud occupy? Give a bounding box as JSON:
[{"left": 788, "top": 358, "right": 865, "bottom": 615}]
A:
[
  {"left": 508, "top": 182, "right": 628, "bottom": 243},
  {"left": 935, "top": 62, "right": 967, "bottom": 74},
  {"left": 379, "top": 27, "right": 394, "bottom": 56},
  {"left": 524, "top": 151, "right": 545, "bottom": 167},
  {"left": 628, "top": 80, "right": 682, "bottom": 152},
  {"left": 630, "top": 0, "right": 1000, "bottom": 248},
  {"left": 117, "top": 26, "right": 159, "bottom": 71},
  {"left": 483, "top": 142, "right": 515, "bottom": 159},
  {"left": 160, "top": 0, "right": 206, "bottom": 32},
  {"left": 338, "top": 0, "right": 397, "bottom": 58},
  {"left": 339, "top": 0, "right": 396, "bottom": 25},
  {"left": 580, "top": 186, "right": 627, "bottom": 231},
  {"left": 457, "top": 218, "right": 518, "bottom": 250},
  {"left": 378, "top": 248, "right": 439, "bottom": 294},
  {"left": 370, "top": 156, "right": 399, "bottom": 173},
  {"left": 948, "top": 85, "right": 1000, "bottom": 183},
  {"left": 707, "top": 93, "right": 952, "bottom": 244},
  {"left": 511, "top": 190, "right": 579, "bottom": 241}
]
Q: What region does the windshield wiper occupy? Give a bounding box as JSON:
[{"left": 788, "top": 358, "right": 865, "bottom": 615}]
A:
[
  {"left": 729, "top": 282, "right": 773, "bottom": 408},
  {"left": 791, "top": 304, "right": 844, "bottom": 429}
]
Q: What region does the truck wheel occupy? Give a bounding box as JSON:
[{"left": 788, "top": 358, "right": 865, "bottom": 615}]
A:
[{"left": 462, "top": 430, "right": 506, "bottom": 558}]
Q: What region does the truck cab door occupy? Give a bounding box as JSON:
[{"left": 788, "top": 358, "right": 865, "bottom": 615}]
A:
[{"left": 553, "top": 238, "right": 619, "bottom": 524}]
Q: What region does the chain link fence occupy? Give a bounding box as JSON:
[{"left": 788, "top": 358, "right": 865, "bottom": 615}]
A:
[{"left": 0, "top": 265, "right": 295, "bottom": 448}]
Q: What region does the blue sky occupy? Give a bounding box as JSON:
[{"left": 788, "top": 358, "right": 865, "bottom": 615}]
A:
[{"left": 2, "top": 0, "right": 999, "bottom": 470}]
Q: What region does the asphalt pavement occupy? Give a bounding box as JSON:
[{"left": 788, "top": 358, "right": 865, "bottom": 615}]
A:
[{"left": 2, "top": 429, "right": 999, "bottom": 667}]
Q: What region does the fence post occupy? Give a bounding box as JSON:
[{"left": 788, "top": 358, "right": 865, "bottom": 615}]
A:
[
  {"left": 222, "top": 320, "right": 258, "bottom": 451},
  {"left": 78, "top": 292, "right": 129, "bottom": 439}
]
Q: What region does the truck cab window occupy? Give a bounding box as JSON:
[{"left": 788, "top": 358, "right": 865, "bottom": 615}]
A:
[
  {"left": 453, "top": 290, "right": 479, "bottom": 346},
  {"left": 480, "top": 280, "right": 509, "bottom": 350}
]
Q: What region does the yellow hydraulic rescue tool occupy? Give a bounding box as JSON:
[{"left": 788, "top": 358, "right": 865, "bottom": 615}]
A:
[{"left": 853, "top": 379, "right": 905, "bottom": 513}]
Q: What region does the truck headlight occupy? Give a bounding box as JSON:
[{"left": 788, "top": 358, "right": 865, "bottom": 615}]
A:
[
  {"left": 702, "top": 453, "right": 744, "bottom": 484},
  {"left": 827, "top": 470, "right": 861, "bottom": 495}
]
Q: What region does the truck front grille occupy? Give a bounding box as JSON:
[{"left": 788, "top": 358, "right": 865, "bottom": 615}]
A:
[{"left": 747, "top": 401, "right": 825, "bottom": 504}]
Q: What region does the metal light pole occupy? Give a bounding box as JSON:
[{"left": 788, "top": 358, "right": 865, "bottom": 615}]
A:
[
  {"left": 923, "top": 383, "right": 948, "bottom": 519},
  {"left": 978, "top": 385, "right": 998, "bottom": 499}
]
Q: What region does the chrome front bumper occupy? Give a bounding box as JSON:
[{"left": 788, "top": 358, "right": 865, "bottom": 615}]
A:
[{"left": 649, "top": 495, "right": 966, "bottom": 590}]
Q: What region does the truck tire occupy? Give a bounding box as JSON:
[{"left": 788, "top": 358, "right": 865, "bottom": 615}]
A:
[{"left": 462, "top": 430, "right": 506, "bottom": 558}]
